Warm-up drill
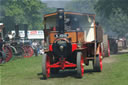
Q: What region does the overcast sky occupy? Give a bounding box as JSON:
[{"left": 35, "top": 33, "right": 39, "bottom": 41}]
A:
[
  {"left": 42, "top": 0, "right": 71, "bottom": 1},
  {"left": 41, "top": 0, "right": 71, "bottom": 8}
]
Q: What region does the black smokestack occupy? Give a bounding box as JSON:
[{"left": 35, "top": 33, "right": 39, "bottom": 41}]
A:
[
  {"left": 2, "top": 27, "right": 6, "bottom": 39},
  {"left": 57, "top": 8, "right": 64, "bottom": 34},
  {"left": 15, "top": 24, "right": 19, "bottom": 38},
  {"left": 24, "top": 24, "right": 28, "bottom": 39}
]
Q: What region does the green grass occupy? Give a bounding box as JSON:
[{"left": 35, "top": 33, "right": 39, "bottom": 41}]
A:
[
  {"left": 0, "top": 64, "right": 1, "bottom": 85},
  {"left": 1, "top": 54, "right": 128, "bottom": 85}
]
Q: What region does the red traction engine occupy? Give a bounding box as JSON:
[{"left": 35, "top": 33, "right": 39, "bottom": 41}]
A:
[
  {"left": 10, "top": 24, "right": 34, "bottom": 58},
  {"left": 42, "top": 8, "right": 103, "bottom": 79},
  {"left": 0, "top": 23, "right": 12, "bottom": 63}
]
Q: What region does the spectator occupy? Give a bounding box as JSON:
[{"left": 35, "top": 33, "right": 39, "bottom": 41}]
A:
[{"left": 32, "top": 40, "right": 39, "bottom": 56}]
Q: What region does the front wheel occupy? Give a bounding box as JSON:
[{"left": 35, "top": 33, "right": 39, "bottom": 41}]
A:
[
  {"left": 51, "top": 68, "right": 59, "bottom": 74},
  {"left": 93, "top": 49, "right": 102, "bottom": 72},
  {"left": 77, "top": 52, "right": 84, "bottom": 78},
  {"left": 42, "top": 53, "right": 50, "bottom": 79}
]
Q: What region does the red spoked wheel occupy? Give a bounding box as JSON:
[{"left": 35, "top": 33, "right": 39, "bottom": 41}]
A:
[
  {"left": 23, "top": 45, "right": 34, "bottom": 58},
  {"left": 108, "top": 40, "right": 110, "bottom": 57},
  {"left": 42, "top": 53, "right": 50, "bottom": 79},
  {"left": 93, "top": 47, "right": 103, "bottom": 72},
  {"left": 99, "top": 49, "right": 103, "bottom": 71},
  {"left": 3, "top": 45, "right": 13, "bottom": 62},
  {"left": 77, "top": 52, "right": 84, "bottom": 78}
]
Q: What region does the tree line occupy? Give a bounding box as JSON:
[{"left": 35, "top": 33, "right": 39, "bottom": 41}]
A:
[
  {"left": 0, "top": 0, "right": 55, "bottom": 31},
  {"left": 65, "top": 0, "right": 128, "bottom": 38},
  {"left": 0, "top": 0, "right": 128, "bottom": 38},
  {"left": 95, "top": 0, "right": 128, "bottom": 38}
]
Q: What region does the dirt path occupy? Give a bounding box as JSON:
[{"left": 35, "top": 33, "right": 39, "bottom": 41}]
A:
[
  {"left": 103, "top": 49, "right": 128, "bottom": 64},
  {"left": 103, "top": 56, "right": 116, "bottom": 63}
]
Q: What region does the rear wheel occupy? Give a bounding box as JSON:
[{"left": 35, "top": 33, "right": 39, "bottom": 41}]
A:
[
  {"left": 0, "top": 59, "right": 2, "bottom": 64},
  {"left": 23, "top": 45, "right": 34, "bottom": 58},
  {"left": 77, "top": 52, "right": 84, "bottom": 78},
  {"left": 93, "top": 49, "right": 102, "bottom": 72},
  {"left": 42, "top": 53, "right": 50, "bottom": 79},
  {"left": 3, "top": 46, "right": 13, "bottom": 62},
  {"left": 108, "top": 40, "right": 110, "bottom": 57},
  {"left": 103, "top": 35, "right": 110, "bottom": 57},
  {"left": 0, "top": 51, "right": 4, "bottom": 64}
]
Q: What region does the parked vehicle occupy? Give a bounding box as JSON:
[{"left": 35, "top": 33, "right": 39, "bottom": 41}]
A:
[
  {"left": 42, "top": 8, "right": 105, "bottom": 79},
  {"left": 0, "top": 23, "right": 12, "bottom": 64}
]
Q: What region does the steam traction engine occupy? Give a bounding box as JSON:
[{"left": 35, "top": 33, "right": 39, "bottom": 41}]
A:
[
  {"left": 3, "top": 24, "right": 34, "bottom": 58},
  {"left": 0, "top": 23, "right": 12, "bottom": 63},
  {"left": 42, "top": 8, "right": 103, "bottom": 79},
  {"left": 10, "top": 24, "right": 34, "bottom": 58}
]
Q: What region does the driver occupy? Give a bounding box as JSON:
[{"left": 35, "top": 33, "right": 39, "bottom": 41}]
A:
[
  {"left": 64, "top": 16, "right": 71, "bottom": 30},
  {"left": 71, "top": 17, "right": 80, "bottom": 30}
]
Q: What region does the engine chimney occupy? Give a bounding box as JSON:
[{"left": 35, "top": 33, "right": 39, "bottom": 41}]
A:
[
  {"left": 57, "top": 8, "right": 64, "bottom": 34},
  {"left": 24, "top": 24, "right": 28, "bottom": 39},
  {"left": 15, "top": 24, "right": 20, "bottom": 39}
]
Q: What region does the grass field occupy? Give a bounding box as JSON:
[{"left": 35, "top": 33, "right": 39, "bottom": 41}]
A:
[{"left": 1, "top": 53, "right": 128, "bottom": 85}]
